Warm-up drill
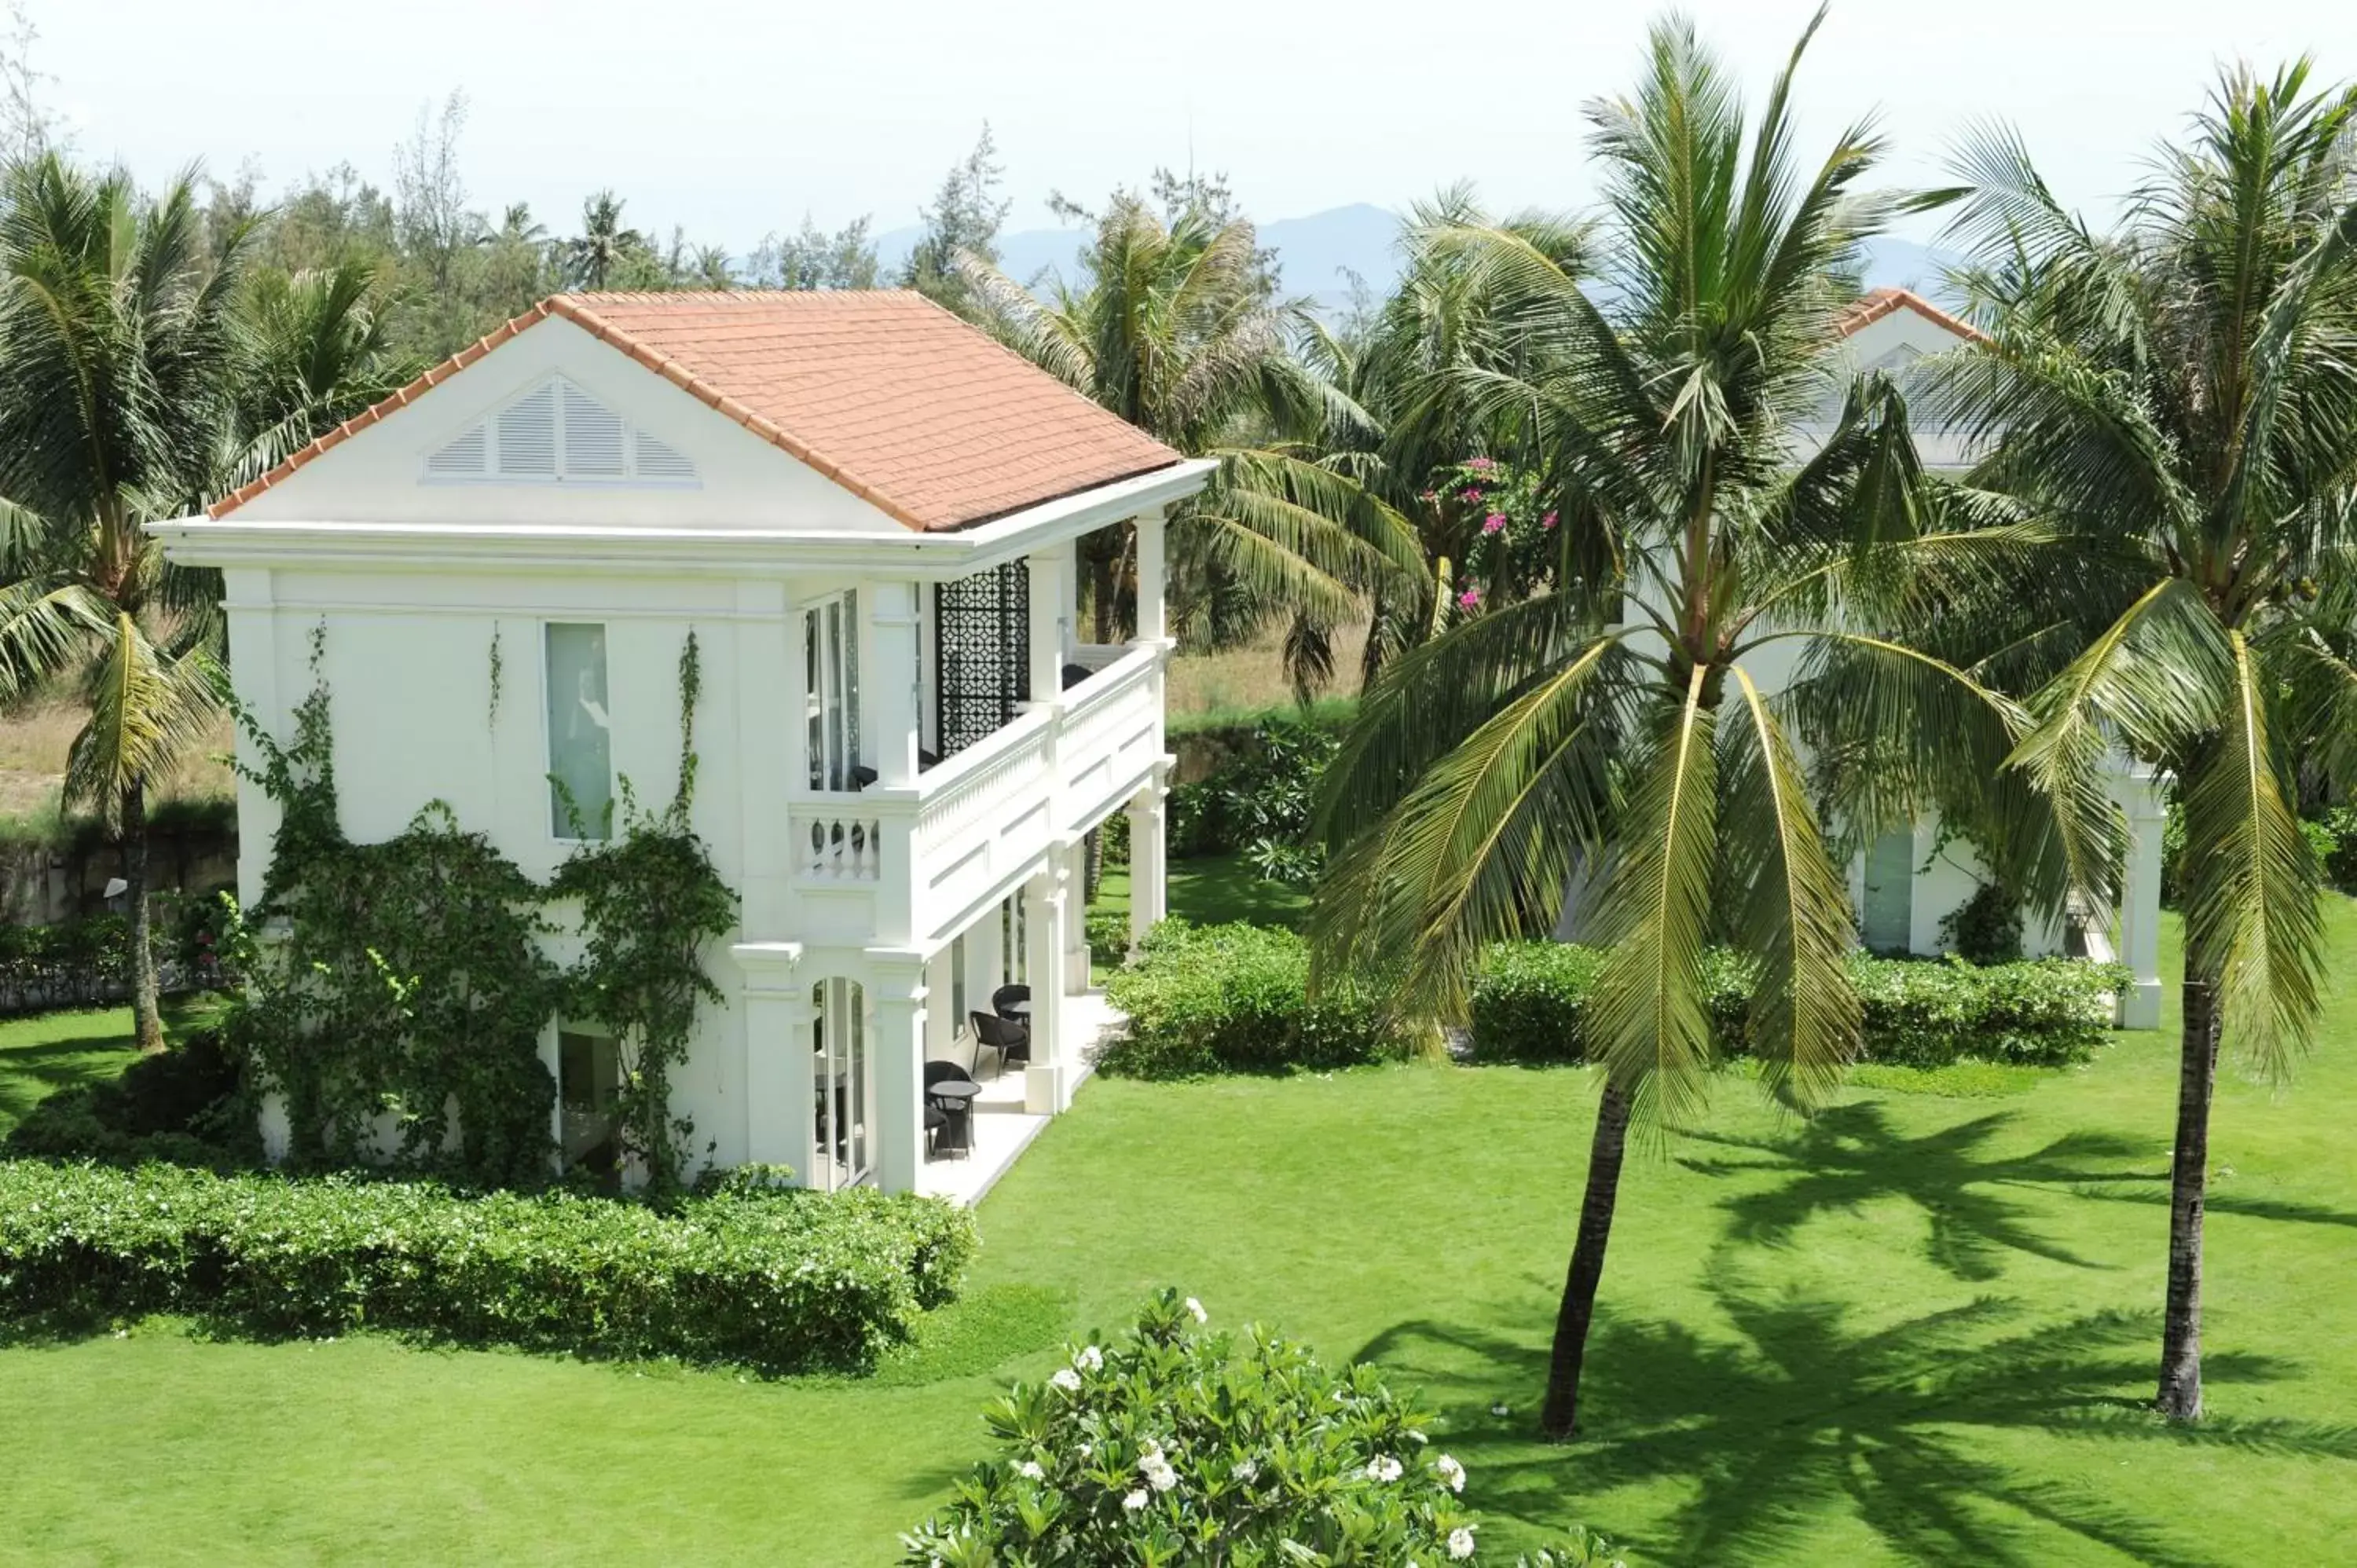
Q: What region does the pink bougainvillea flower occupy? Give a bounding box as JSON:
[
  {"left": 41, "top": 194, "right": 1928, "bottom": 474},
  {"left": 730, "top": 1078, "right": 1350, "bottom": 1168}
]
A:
[
  {"left": 1541, "top": 511, "right": 1558, "bottom": 529},
  {"left": 1468, "top": 456, "right": 1495, "bottom": 471},
  {"left": 1419, "top": 489, "right": 1437, "bottom": 503},
  {"left": 1482, "top": 513, "right": 1508, "bottom": 534},
  {"left": 1457, "top": 587, "right": 1482, "bottom": 610},
  {"left": 1461, "top": 486, "right": 1483, "bottom": 502}
]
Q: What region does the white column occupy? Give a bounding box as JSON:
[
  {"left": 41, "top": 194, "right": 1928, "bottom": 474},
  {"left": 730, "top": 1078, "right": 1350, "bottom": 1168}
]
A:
[
  {"left": 735, "top": 947, "right": 812, "bottom": 1174},
  {"left": 1064, "top": 836, "right": 1092, "bottom": 992},
  {"left": 1028, "top": 548, "right": 1069, "bottom": 702},
  {"left": 1135, "top": 507, "right": 1168, "bottom": 644},
  {"left": 1025, "top": 856, "right": 1072, "bottom": 1115},
  {"left": 1127, "top": 777, "right": 1168, "bottom": 958},
  {"left": 863, "top": 580, "right": 923, "bottom": 788},
  {"left": 222, "top": 568, "right": 281, "bottom": 913},
  {"left": 2116, "top": 764, "right": 2166, "bottom": 1029},
  {"left": 869, "top": 962, "right": 929, "bottom": 1192}
]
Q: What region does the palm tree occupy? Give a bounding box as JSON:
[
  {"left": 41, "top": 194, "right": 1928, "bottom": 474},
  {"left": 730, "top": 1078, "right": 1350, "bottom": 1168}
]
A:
[
  {"left": 957, "top": 192, "right": 1424, "bottom": 690},
  {"left": 1931, "top": 61, "right": 2357, "bottom": 1420},
  {"left": 1311, "top": 11, "right": 2047, "bottom": 1439},
  {"left": 564, "top": 190, "right": 642, "bottom": 291},
  {"left": 232, "top": 258, "right": 423, "bottom": 483},
  {"left": 0, "top": 156, "right": 243, "bottom": 1050}
]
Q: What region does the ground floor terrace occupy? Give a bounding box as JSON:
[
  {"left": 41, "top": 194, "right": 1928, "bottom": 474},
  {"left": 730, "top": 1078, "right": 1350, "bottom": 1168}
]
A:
[{"left": 6, "top": 903, "right": 2354, "bottom": 1564}]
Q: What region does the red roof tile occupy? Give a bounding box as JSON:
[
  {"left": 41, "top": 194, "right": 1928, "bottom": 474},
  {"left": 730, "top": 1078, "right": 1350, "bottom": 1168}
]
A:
[
  {"left": 211, "top": 291, "right": 1184, "bottom": 530},
  {"left": 1834, "top": 287, "right": 1989, "bottom": 345}
]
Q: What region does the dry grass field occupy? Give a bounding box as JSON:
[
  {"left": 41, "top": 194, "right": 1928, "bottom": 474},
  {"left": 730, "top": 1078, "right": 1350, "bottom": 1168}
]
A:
[{"left": 0, "top": 704, "right": 237, "bottom": 824}]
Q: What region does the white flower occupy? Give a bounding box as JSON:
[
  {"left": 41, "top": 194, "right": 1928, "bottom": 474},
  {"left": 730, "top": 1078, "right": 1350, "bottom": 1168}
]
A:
[
  {"left": 1364, "top": 1455, "right": 1404, "bottom": 1483},
  {"left": 1448, "top": 1526, "right": 1478, "bottom": 1560},
  {"left": 1230, "top": 1459, "right": 1259, "bottom": 1482},
  {"left": 1489, "top": 1401, "right": 1511, "bottom": 1418},
  {"left": 1406, "top": 1428, "right": 1429, "bottom": 1445},
  {"left": 1050, "top": 1368, "right": 1082, "bottom": 1393},
  {"left": 1140, "top": 1453, "right": 1179, "bottom": 1492},
  {"left": 1122, "top": 1489, "right": 1149, "bottom": 1512},
  {"left": 1184, "top": 1296, "right": 1208, "bottom": 1324},
  {"left": 1074, "top": 1343, "right": 1104, "bottom": 1372},
  {"left": 1014, "top": 1460, "right": 1044, "bottom": 1481},
  {"left": 1435, "top": 1454, "right": 1465, "bottom": 1493}
]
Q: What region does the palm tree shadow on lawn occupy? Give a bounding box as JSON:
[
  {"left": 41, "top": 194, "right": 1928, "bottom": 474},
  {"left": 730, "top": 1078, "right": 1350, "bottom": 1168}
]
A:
[
  {"left": 1359, "top": 1289, "right": 2356, "bottom": 1567},
  {"left": 1673, "top": 1101, "right": 2159, "bottom": 1281}
]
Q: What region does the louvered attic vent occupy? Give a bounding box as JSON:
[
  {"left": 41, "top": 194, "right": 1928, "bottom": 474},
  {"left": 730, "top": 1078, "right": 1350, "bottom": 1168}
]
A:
[{"left": 423, "top": 376, "right": 700, "bottom": 485}]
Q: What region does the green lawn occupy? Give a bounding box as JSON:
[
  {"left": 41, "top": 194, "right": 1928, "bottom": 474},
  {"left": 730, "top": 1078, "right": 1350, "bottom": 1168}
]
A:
[
  {"left": 5, "top": 909, "right": 2355, "bottom": 1565},
  {"left": 0, "top": 996, "right": 221, "bottom": 1139}
]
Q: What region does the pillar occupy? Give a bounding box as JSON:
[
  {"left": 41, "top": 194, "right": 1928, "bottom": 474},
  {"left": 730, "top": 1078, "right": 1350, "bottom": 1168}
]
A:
[
  {"left": 1135, "top": 507, "right": 1168, "bottom": 644},
  {"left": 1025, "top": 857, "right": 1071, "bottom": 1115},
  {"left": 869, "top": 964, "right": 929, "bottom": 1192},
  {"left": 863, "top": 580, "right": 923, "bottom": 788},
  {"left": 1028, "top": 548, "right": 1069, "bottom": 702},
  {"left": 2116, "top": 764, "right": 2166, "bottom": 1029},
  {"left": 1127, "top": 776, "right": 1168, "bottom": 958},
  {"left": 732, "top": 942, "right": 809, "bottom": 1175}
]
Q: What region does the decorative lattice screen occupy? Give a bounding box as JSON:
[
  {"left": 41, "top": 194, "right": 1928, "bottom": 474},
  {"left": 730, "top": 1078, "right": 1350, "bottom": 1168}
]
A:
[{"left": 933, "top": 559, "right": 1032, "bottom": 758}]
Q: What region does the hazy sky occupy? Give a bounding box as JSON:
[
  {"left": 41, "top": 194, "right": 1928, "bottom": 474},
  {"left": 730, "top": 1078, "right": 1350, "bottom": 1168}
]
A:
[{"left": 31, "top": 0, "right": 2357, "bottom": 249}]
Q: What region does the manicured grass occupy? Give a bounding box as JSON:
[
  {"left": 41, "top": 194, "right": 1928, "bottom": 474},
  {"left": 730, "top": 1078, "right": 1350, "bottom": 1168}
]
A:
[
  {"left": 5, "top": 909, "right": 2356, "bottom": 1563},
  {"left": 1098, "top": 852, "right": 1314, "bottom": 932},
  {"left": 0, "top": 996, "right": 222, "bottom": 1138}
]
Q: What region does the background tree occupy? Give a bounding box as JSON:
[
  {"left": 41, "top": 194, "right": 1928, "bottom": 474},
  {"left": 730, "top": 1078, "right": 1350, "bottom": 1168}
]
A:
[
  {"left": 904, "top": 126, "right": 1010, "bottom": 313},
  {"left": 1933, "top": 60, "right": 2357, "bottom": 1421},
  {"left": 959, "top": 187, "right": 1423, "bottom": 691},
  {"left": 750, "top": 214, "right": 881, "bottom": 291},
  {"left": 1310, "top": 10, "right": 2045, "bottom": 1440},
  {"left": 563, "top": 189, "right": 648, "bottom": 291}
]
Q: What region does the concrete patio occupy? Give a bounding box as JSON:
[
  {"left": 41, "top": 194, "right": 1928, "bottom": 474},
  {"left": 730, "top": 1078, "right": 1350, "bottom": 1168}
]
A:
[{"left": 917, "top": 988, "right": 1126, "bottom": 1206}]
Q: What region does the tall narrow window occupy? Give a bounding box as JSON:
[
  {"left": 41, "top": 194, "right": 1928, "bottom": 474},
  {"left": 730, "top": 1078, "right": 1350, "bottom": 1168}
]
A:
[
  {"left": 546, "top": 623, "right": 614, "bottom": 838},
  {"left": 804, "top": 592, "right": 862, "bottom": 791},
  {"left": 811, "top": 978, "right": 869, "bottom": 1191},
  {"left": 951, "top": 933, "right": 969, "bottom": 1033},
  {"left": 558, "top": 1028, "right": 620, "bottom": 1183}
]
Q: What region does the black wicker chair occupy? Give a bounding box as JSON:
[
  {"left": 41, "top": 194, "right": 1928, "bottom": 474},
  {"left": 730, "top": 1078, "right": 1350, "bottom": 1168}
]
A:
[{"left": 969, "top": 1010, "right": 1031, "bottom": 1079}]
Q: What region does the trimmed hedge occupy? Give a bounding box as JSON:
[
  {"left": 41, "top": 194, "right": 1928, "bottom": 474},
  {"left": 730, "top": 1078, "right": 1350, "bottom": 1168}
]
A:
[
  {"left": 0, "top": 1160, "right": 977, "bottom": 1373},
  {"left": 1097, "top": 921, "right": 1409, "bottom": 1078},
  {"left": 1096, "top": 924, "right": 2126, "bottom": 1077},
  {"left": 1472, "top": 943, "right": 2127, "bottom": 1068}
]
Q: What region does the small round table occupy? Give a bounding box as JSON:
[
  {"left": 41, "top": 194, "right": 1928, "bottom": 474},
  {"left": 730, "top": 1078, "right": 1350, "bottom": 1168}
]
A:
[{"left": 927, "top": 1078, "right": 981, "bottom": 1158}]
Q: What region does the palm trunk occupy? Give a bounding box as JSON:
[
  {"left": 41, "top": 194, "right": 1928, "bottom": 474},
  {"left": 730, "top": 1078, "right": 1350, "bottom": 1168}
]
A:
[
  {"left": 1541, "top": 1079, "right": 1632, "bottom": 1440},
  {"left": 2156, "top": 968, "right": 2222, "bottom": 1420},
  {"left": 1091, "top": 547, "right": 1119, "bottom": 644},
  {"left": 124, "top": 778, "right": 164, "bottom": 1054}
]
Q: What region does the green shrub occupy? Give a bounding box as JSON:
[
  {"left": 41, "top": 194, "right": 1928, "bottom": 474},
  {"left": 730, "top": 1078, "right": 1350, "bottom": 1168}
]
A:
[
  {"left": 1098, "top": 921, "right": 1409, "bottom": 1078},
  {"left": 901, "top": 1288, "right": 1622, "bottom": 1566},
  {"left": 1470, "top": 943, "right": 2124, "bottom": 1068},
  {"left": 1086, "top": 908, "right": 1131, "bottom": 967},
  {"left": 1168, "top": 719, "right": 1340, "bottom": 862},
  {"left": 0, "top": 1160, "right": 976, "bottom": 1373},
  {"left": 3, "top": 1029, "right": 257, "bottom": 1170},
  {"left": 1936, "top": 879, "right": 2026, "bottom": 965}
]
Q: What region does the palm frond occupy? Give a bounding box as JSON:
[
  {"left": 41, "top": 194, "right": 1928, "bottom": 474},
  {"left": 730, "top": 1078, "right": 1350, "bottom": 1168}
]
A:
[
  {"left": 64, "top": 616, "right": 227, "bottom": 830},
  {"left": 1720, "top": 667, "right": 1861, "bottom": 1109},
  {"left": 2179, "top": 632, "right": 2323, "bottom": 1073}
]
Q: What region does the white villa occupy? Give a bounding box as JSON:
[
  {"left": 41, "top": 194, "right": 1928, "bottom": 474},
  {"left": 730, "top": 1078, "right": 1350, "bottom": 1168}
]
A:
[
  {"left": 155, "top": 284, "right": 2164, "bottom": 1203},
  {"left": 1816, "top": 289, "right": 2162, "bottom": 1027},
  {"left": 158, "top": 290, "right": 1213, "bottom": 1200}
]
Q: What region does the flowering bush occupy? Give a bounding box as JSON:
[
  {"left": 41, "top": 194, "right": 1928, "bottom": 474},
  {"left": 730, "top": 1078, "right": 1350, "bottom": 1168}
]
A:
[
  {"left": 0, "top": 1159, "right": 975, "bottom": 1373},
  {"left": 1422, "top": 456, "right": 1563, "bottom": 621},
  {"left": 902, "top": 1288, "right": 1621, "bottom": 1566},
  {"left": 1097, "top": 921, "right": 1410, "bottom": 1078}
]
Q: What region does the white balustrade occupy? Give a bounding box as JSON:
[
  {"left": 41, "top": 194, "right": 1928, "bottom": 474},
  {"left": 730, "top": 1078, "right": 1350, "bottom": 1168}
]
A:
[{"left": 793, "top": 810, "right": 885, "bottom": 882}]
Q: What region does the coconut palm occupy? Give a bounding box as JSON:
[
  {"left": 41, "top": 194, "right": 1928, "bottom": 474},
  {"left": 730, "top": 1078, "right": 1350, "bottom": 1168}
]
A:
[
  {"left": 232, "top": 257, "right": 423, "bottom": 483},
  {"left": 1931, "top": 60, "right": 2357, "bottom": 1420},
  {"left": 563, "top": 190, "right": 643, "bottom": 291},
  {"left": 957, "top": 194, "right": 1424, "bottom": 690},
  {"left": 1310, "top": 11, "right": 2052, "bottom": 1439},
  {"left": 0, "top": 156, "right": 244, "bottom": 1050}
]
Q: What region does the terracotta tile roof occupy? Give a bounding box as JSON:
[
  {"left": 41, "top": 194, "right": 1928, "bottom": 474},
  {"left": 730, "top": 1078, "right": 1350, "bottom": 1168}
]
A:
[
  {"left": 1834, "top": 287, "right": 1989, "bottom": 345},
  {"left": 210, "top": 291, "right": 1184, "bottom": 530}
]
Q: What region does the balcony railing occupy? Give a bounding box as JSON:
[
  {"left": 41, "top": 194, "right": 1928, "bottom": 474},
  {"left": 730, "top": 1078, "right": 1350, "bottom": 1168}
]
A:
[{"left": 784, "top": 642, "right": 1164, "bottom": 944}]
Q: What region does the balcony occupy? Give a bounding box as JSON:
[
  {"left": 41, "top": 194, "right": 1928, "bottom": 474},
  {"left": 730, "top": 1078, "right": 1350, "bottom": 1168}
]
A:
[{"left": 786, "top": 641, "right": 1164, "bottom": 946}]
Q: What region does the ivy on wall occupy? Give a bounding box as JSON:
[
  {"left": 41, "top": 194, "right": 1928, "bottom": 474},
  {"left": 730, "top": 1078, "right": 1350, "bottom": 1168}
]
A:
[{"left": 228, "top": 625, "right": 736, "bottom": 1193}]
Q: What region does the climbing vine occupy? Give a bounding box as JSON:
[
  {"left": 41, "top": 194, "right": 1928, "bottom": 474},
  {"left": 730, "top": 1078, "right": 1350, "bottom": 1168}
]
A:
[
  {"left": 486, "top": 626, "right": 505, "bottom": 728},
  {"left": 551, "top": 632, "right": 736, "bottom": 1193},
  {"left": 226, "top": 625, "right": 735, "bottom": 1193}
]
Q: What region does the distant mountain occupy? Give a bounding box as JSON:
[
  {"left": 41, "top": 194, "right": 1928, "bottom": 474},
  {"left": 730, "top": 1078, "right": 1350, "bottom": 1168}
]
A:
[{"left": 875, "top": 207, "right": 1958, "bottom": 315}]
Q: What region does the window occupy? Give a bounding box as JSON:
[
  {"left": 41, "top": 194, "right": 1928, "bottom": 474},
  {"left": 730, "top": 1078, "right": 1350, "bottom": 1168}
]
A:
[
  {"left": 811, "top": 979, "right": 869, "bottom": 1191},
  {"left": 546, "top": 623, "right": 614, "bottom": 839},
  {"left": 805, "top": 592, "right": 861, "bottom": 791},
  {"left": 558, "top": 1029, "right": 620, "bottom": 1181}
]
